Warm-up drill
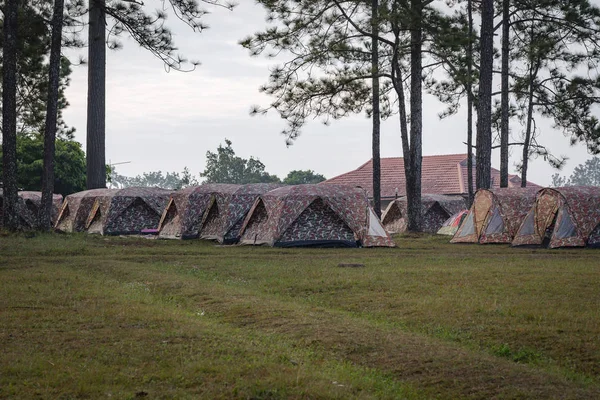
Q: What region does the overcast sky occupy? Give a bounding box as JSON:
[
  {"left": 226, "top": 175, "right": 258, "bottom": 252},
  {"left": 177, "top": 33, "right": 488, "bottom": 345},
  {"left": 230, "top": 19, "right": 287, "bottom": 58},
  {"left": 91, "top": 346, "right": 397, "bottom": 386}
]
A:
[{"left": 62, "top": 1, "right": 596, "bottom": 186}]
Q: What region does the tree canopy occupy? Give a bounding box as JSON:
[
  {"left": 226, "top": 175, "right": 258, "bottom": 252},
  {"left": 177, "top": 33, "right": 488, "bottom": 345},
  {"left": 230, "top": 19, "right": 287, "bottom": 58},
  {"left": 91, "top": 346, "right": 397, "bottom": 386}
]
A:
[
  {"left": 0, "top": 134, "right": 86, "bottom": 196},
  {"left": 111, "top": 167, "right": 199, "bottom": 190},
  {"left": 282, "top": 170, "right": 326, "bottom": 185},
  {"left": 551, "top": 157, "right": 600, "bottom": 187},
  {"left": 200, "top": 139, "right": 281, "bottom": 184},
  {"left": 0, "top": 1, "right": 75, "bottom": 138}
]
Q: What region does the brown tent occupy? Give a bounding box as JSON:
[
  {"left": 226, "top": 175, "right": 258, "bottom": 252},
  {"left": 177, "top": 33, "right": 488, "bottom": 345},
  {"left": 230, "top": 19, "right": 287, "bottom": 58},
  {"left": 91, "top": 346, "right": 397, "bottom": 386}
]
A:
[
  {"left": 55, "top": 189, "right": 116, "bottom": 232},
  {"left": 512, "top": 186, "right": 600, "bottom": 248},
  {"left": 239, "top": 184, "right": 395, "bottom": 247},
  {"left": 451, "top": 188, "right": 538, "bottom": 244},
  {"left": 158, "top": 184, "right": 241, "bottom": 239},
  {"left": 86, "top": 187, "right": 172, "bottom": 235},
  {"left": 199, "top": 183, "right": 283, "bottom": 244},
  {"left": 381, "top": 194, "right": 466, "bottom": 234}
]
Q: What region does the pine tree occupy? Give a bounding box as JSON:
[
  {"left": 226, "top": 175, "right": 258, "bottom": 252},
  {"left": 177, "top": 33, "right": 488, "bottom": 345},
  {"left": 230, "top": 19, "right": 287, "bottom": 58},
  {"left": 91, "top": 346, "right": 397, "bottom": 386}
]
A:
[
  {"left": 509, "top": 0, "right": 600, "bottom": 184},
  {"left": 371, "top": 0, "right": 382, "bottom": 217},
  {"left": 242, "top": 0, "right": 454, "bottom": 231},
  {"left": 38, "top": 0, "right": 65, "bottom": 230},
  {"left": 476, "top": 0, "right": 494, "bottom": 189},
  {"left": 500, "top": 0, "right": 510, "bottom": 187},
  {"left": 84, "top": 0, "right": 235, "bottom": 189},
  {"left": 2, "top": 0, "right": 19, "bottom": 230}
]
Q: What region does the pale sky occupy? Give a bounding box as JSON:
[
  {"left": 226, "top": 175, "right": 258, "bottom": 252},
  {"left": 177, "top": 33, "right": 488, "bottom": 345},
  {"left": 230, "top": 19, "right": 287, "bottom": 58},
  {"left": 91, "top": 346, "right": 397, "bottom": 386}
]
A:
[{"left": 62, "top": 1, "right": 596, "bottom": 186}]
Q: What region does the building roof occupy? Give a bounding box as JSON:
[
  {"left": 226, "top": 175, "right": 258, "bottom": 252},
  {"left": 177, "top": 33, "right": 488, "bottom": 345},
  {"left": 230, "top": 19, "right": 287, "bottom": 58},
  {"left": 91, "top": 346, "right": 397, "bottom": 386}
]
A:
[{"left": 322, "top": 154, "right": 541, "bottom": 198}]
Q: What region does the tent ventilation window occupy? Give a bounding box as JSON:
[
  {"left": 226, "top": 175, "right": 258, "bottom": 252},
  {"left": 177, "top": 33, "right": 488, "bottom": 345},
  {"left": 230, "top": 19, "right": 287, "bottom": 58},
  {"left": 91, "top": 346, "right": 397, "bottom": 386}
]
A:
[
  {"left": 517, "top": 209, "right": 536, "bottom": 236},
  {"left": 484, "top": 207, "right": 504, "bottom": 235},
  {"left": 456, "top": 211, "right": 475, "bottom": 237},
  {"left": 554, "top": 211, "right": 577, "bottom": 239}
]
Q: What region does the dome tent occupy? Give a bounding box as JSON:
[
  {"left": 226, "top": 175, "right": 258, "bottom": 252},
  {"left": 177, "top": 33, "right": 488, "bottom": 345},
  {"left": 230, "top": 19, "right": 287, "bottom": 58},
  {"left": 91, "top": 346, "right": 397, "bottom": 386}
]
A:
[
  {"left": 239, "top": 184, "right": 395, "bottom": 248},
  {"left": 437, "top": 209, "right": 468, "bottom": 236},
  {"left": 85, "top": 187, "right": 172, "bottom": 235},
  {"left": 0, "top": 190, "right": 63, "bottom": 229},
  {"left": 55, "top": 189, "right": 116, "bottom": 232},
  {"left": 381, "top": 194, "right": 466, "bottom": 234},
  {"left": 199, "top": 183, "right": 283, "bottom": 244},
  {"left": 512, "top": 186, "right": 600, "bottom": 248},
  {"left": 451, "top": 188, "right": 538, "bottom": 244},
  {"left": 158, "top": 184, "right": 240, "bottom": 239}
]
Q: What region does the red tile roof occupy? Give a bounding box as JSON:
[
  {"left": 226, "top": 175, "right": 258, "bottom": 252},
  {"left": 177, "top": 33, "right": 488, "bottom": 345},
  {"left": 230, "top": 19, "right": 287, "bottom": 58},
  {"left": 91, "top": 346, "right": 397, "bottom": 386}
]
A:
[{"left": 322, "top": 154, "right": 541, "bottom": 198}]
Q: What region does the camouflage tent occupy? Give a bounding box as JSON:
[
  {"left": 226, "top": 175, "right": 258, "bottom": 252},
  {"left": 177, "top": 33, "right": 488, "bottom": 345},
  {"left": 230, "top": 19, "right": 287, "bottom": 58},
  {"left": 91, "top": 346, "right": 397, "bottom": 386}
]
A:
[
  {"left": 200, "top": 183, "right": 283, "bottom": 244},
  {"left": 451, "top": 187, "right": 538, "bottom": 244},
  {"left": 0, "top": 190, "right": 63, "bottom": 229},
  {"left": 512, "top": 186, "right": 600, "bottom": 248},
  {"left": 239, "top": 184, "right": 395, "bottom": 247},
  {"left": 158, "top": 184, "right": 241, "bottom": 239},
  {"left": 86, "top": 187, "right": 172, "bottom": 235},
  {"left": 381, "top": 194, "right": 466, "bottom": 234},
  {"left": 55, "top": 189, "right": 117, "bottom": 232},
  {"left": 437, "top": 209, "right": 468, "bottom": 236}
]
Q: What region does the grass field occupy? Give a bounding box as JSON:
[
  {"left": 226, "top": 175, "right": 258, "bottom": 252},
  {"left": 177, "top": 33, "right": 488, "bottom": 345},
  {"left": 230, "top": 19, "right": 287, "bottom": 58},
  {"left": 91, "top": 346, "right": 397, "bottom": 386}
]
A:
[{"left": 1, "top": 233, "right": 599, "bottom": 399}]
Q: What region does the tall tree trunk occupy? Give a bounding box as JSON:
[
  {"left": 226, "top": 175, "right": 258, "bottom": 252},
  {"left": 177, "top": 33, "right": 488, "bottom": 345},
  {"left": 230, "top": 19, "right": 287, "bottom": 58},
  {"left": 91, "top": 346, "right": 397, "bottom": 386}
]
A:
[
  {"left": 476, "top": 0, "right": 494, "bottom": 189},
  {"left": 86, "top": 0, "right": 107, "bottom": 189},
  {"left": 390, "top": 1, "right": 410, "bottom": 203},
  {"left": 500, "top": 0, "right": 510, "bottom": 187},
  {"left": 521, "top": 61, "right": 538, "bottom": 188},
  {"left": 2, "top": 0, "right": 20, "bottom": 230},
  {"left": 407, "top": 0, "right": 422, "bottom": 232},
  {"left": 371, "top": 0, "right": 381, "bottom": 217},
  {"left": 393, "top": 56, "right": 410, "bottom": 189},
  {"left": 466, "top": 0, "right": 474, "bottom": 206},
  {"left": 39, "top": 0, "right": 65, "bottom": 230}
]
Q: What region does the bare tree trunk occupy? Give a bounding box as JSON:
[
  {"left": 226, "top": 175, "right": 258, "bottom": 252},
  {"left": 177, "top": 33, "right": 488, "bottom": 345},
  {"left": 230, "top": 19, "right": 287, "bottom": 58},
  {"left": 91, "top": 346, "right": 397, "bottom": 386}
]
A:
[
  {"left": 39, "top": 0, "right": 65, "bottom": 230},
  {"left": 393, "top": 59, "right": 410, "bottom": 187},
  {"left": 2, "top": 0, "right": 20, "bottom": 230},
  {"left": 390, "top": 1, "right": 410, "bottom": 191},
  {"left": 476, "top": 0, "right": 494, "bottom": 189},
  {"left": 466, "top": 0, "right": 474, "bottom": 206},
  {"left": 371, "top": 0, "right": 381, "bottom": 217},
  {"left": 407, "top": 0, "right": 422, "bottom": 232},
  {"left": 500, "top": 0, "right": 510, "bottom": 187},
  {"left": 521, "top": 61, "right": 537, "bottom": 188},
  {"left": 86, "top": 0, "right": 107, "bottom": 189}
]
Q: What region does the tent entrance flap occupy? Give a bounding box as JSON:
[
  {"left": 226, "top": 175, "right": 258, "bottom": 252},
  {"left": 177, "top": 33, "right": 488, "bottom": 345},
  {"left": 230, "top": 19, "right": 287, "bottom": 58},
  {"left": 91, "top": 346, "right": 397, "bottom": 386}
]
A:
[
  {"left": 107, "top": 198, "right": 161, "bottom": 235},
  {"left": 553, "top": 210, "right": 577, "bottom": 240},
  {"left": 484, "top": 207, "right": 504, "bottom": 235},
  {"left": 587, "top": 223, "right": 600, "bottom": 247},
  {"left": 86, "top": 199, "right": 102, "bottom": 230},
  {"left": 200, "top": 197, "right": 223, "bottom": 238},
  {"left": 454, "top": 211, "right": 475, "bottom": 238},
  {"left": 518, "top": 208, "right": 536, "bottom": 236},
  {"left": 239, "top": 199, "right": 269, "bottom": 243},
  {"left": 368, "top": 208, "right": 388, "bottom": 237}
]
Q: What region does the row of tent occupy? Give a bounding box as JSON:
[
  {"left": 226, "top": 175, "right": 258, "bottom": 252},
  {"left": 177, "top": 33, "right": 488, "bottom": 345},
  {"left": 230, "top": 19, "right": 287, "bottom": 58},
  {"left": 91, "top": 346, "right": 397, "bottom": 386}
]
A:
[
  {"left": 4, "top": 184, "right": 599, "bottom": 248},
  {"left": 52, "top": 184, "right": 396, "bottom": 247},
  {"left": 450, "top": 186, "right": 600, "bottom": 248}
]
